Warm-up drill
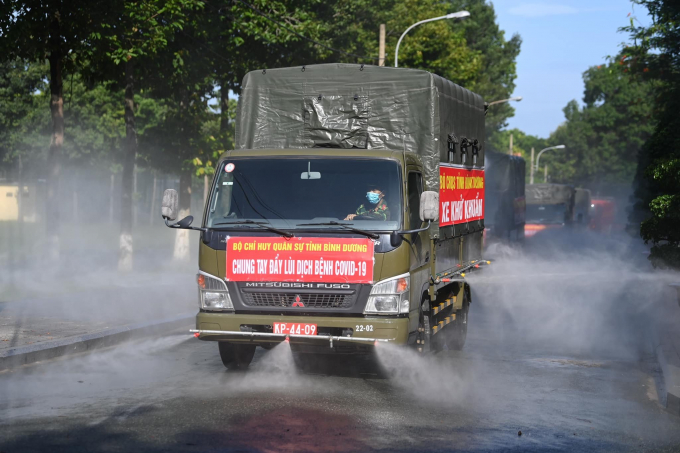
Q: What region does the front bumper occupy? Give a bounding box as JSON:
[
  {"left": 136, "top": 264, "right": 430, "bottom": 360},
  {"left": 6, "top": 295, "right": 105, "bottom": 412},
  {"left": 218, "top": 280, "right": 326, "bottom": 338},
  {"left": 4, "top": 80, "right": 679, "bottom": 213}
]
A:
[{"left": 195, "top": 312, "right": 409, "bottom": 347}]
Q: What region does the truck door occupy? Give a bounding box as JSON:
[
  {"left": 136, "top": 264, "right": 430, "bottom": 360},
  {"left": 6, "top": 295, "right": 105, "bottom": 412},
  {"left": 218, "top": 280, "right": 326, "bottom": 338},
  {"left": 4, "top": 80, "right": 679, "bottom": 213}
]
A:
[
  {"left": 407, "top": 170, "right": 430, "bottom": 332},
  {"left": 407, "top": 171, "right": 428, "bottom": 267}
]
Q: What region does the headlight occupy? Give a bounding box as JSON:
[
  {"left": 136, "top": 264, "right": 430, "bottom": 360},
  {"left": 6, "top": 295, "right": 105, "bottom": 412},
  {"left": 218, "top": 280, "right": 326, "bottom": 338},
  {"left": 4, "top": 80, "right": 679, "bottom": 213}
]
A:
[
  {"left": 364, "top": 274, "right": 410, "bottom": 315},
  {"left": 197, "top": 272, "right": 234, "bottom": 311}
]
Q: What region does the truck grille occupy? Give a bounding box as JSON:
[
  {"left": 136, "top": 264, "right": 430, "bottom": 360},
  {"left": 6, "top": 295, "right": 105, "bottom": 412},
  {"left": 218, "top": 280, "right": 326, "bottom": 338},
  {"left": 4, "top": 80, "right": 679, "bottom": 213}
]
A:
[{"left": 241, "top": 292, "right": 353, "bottom": 309}]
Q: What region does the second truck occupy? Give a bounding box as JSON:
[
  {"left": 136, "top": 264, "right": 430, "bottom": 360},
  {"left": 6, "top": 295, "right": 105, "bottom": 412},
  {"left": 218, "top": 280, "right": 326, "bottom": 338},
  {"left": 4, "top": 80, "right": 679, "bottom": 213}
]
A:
[{"left": 161, "top": 64, "right": 487, "bottom": 369}]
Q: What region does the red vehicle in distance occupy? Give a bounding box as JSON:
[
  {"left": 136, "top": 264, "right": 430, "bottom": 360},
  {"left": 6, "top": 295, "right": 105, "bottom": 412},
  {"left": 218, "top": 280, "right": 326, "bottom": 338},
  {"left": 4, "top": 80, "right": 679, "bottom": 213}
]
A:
[{"left": 589, "top": 198, "right": 617, "bottom": 234}]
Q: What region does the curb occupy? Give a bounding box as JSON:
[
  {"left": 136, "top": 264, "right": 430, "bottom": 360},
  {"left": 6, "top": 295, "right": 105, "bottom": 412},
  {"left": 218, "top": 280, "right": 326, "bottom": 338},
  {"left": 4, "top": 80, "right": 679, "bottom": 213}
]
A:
[
  {"left": 655, "top": 332, "right": 680, "bottom": 416},
  {"left": 0, "top": 313, "right": 195, "bottom": 371}
]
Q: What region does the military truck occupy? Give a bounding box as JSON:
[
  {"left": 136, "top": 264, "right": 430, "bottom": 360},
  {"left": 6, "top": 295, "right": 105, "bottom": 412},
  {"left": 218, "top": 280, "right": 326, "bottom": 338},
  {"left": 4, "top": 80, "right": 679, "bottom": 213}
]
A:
[
  {"left": 161, "top": 64, "right": 487, "bottom": 369},
  {"left": 484, "top": 150, "right": 525, "bottom": 245},
  {"left": 525, "top": 183, "right": 576, "bottom": 238}
]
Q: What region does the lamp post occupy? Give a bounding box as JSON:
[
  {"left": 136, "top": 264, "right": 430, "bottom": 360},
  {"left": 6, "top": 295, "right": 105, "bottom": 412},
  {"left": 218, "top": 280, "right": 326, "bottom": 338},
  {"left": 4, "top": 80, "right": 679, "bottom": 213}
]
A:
[
  {"left": 530, "top": 145, "right": 565, "bottom": 184},
  {"left": 486, "top": 96, "right": 523, "bottom": 107},
  {"left": 395, "top": 11, "right": 471, "bottom": 68},
  {"left": 485, "top": 97, "right": 522, "bottom": 154}
]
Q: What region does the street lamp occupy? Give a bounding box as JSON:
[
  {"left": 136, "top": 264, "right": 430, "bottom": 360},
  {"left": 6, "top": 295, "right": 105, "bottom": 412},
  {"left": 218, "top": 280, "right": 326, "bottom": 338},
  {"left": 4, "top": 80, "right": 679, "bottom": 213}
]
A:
[
  {"left": 487, "top": 96, "right": 523, "bottom": 107},
  {"left": 395, "top": 11, "right": 471, "bottom": 68},
  {"left": 530, "top": 145, "right": 565, "bottom": 184}
]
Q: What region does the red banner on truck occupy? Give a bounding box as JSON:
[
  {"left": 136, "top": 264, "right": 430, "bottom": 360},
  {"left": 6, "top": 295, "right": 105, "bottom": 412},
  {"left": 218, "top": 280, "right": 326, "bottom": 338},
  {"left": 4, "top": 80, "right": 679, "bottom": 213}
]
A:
[
  {"left": 226, "top": 237, "right": 374, "bottom": 284},
  {"left": 439, "top": 166, "right": 485, "bottom": 226}
]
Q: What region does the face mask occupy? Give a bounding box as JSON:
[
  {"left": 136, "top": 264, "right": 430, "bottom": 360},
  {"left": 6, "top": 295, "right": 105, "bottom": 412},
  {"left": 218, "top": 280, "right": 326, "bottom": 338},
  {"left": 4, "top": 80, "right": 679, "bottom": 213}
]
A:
[{"left": 366, "top": 192, "right": 381, "bottom": 204}]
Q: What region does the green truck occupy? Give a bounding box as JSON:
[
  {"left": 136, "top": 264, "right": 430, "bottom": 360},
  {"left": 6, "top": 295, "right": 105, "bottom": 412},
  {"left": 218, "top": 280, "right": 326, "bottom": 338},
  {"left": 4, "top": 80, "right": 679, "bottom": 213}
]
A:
[
  {"left": 161, "top": 64, "right": 487, "bottom": 369},
  {"left": 525, "top": 183, "right": 576, "bottom": 237}
]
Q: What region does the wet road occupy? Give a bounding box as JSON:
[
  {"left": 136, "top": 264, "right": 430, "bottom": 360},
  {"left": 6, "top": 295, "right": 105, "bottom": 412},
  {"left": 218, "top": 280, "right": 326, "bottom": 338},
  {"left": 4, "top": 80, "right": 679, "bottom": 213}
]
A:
[{"left": 2, "top": 236, "right": 680, "bottom": 452}]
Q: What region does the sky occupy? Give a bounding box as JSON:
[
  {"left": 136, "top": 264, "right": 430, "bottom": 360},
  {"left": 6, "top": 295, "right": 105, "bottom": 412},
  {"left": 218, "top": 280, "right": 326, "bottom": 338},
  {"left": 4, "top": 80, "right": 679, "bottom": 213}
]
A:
[{"left": 492, "top": 0, "right": 649, "bottom": 138}]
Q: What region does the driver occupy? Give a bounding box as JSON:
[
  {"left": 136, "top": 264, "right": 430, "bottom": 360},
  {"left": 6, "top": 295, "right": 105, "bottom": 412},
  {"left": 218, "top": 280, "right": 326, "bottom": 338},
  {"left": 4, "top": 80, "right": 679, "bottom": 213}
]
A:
[{"left": 345, "top": 188, "right": 390, "bottom": 221}]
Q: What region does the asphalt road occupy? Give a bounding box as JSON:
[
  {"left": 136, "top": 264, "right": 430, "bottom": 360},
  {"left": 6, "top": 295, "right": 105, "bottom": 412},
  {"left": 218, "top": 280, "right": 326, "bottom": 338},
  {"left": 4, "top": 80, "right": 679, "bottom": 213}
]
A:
[{"left": 1, "top": 232, "right": 680, "bottom": 452}]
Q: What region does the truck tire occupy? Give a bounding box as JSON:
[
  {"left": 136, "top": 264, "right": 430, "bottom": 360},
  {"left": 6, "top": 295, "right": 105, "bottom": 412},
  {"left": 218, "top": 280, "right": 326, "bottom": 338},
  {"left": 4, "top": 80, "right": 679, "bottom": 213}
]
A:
[
  {"left": 445, "top": 289, "right": 469, "bottom": 351},
  {"left": 218, "top": 342, "right": 256, "bottom": 370}
]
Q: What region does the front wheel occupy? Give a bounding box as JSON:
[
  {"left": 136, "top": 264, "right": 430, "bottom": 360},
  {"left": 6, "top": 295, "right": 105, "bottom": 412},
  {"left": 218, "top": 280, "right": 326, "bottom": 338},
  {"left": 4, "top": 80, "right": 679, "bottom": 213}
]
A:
[{"left": 218, "top": 342, "right": 256, "bottom": 370}]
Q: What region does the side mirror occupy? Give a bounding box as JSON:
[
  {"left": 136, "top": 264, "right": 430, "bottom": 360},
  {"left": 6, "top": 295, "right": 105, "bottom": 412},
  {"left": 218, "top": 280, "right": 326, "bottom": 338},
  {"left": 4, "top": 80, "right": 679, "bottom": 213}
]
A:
[
  {"left": 390, "top": 230, "right": 403, "bottom": 248},
  {"left": 162, "top": 189, "right": 179, "bottom": 221},
  {"left": 419, "top": 191, "right": 439, "bottom": 222},
  {"left": 176, "top": 215, "right": 194, "bottom": 228}
]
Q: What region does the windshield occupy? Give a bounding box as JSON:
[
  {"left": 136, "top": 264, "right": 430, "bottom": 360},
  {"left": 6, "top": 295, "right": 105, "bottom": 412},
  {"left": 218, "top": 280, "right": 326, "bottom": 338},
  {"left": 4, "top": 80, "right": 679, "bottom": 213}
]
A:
[
  {"left": 206, "top": 157, "right": 402, "bottom": 231},
  {"left": 526, "top": 203, "right": 567, "bottom": 224}
]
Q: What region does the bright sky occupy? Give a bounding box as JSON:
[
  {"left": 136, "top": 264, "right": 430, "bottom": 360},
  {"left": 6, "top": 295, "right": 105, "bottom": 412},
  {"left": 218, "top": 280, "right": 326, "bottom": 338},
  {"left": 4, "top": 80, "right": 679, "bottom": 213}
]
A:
[{"left": 493, "top": 0, "right": 648, "bottom": 138}]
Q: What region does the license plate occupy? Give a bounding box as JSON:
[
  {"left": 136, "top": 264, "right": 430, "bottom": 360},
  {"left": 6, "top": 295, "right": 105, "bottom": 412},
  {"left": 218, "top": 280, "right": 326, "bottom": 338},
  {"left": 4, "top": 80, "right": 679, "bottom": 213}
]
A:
[{"left": 273, "top": 322, "right": 317, "bottom": 336}]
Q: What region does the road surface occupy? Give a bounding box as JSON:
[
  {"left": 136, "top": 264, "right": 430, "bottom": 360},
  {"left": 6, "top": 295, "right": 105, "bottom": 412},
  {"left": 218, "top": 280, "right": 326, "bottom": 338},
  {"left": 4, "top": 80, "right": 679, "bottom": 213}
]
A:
[{"left": 1, "top": 232, "right": 679, "bottom": 452}]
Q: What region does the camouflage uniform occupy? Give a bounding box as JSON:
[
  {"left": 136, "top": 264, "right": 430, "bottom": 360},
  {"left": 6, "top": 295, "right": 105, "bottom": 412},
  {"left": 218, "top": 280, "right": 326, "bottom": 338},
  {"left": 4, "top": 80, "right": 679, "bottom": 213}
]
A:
[{"left": 355, "top": 201, "right": 390, "bottom": 221}]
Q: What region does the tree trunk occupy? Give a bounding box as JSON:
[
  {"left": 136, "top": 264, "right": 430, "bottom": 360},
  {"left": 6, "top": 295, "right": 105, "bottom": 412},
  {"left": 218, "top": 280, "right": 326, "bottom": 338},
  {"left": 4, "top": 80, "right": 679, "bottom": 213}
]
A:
[
  {"left": 109, "top": 173, "right": 115, "bottom": 223},
  {"left": 17, "top": 155, "right": 23, "bottom": 225},
  {"left": 150, "top": 170, "right": 157, "bottom": 225},
  {"left": 118, "top": 59, "right": 137, "bottom": 272},
  {"left": 173, "top": 169, "right": 192, "bottom": 261},
  {"left": 73, "top": 186, "right": 78, "bottom": 223},
  {"left": 220, "top": 82, "right": 229, "bottom": 145},
  {"left": 133, "top": 163, "right": 138, "bottom": 227},
  {"left": 47, "top": 12, "right": 64, "bottom": 261},
  {"left": 16, "top": 155, "right": 23, "bottom": 270}
]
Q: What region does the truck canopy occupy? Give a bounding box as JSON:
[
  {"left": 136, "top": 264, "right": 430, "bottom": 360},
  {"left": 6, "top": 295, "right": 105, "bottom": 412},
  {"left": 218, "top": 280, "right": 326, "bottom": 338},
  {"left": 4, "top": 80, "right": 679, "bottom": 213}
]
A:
[
  {"left": 235, "top": 63, "right": 485, "bottom": 192},
  {"left": 526, "top": 184, "right": 575, "bottom": 205}
]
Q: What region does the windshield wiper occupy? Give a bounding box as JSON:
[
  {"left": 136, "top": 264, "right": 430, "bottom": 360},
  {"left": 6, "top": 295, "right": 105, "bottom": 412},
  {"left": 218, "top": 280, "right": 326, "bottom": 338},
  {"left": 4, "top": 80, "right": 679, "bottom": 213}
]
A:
[
  {"left": 296, "top": 221, "right": 379, "bottom": 239},
  {"left": 213, "top": 220, "right": 293, "bottom": 238}
]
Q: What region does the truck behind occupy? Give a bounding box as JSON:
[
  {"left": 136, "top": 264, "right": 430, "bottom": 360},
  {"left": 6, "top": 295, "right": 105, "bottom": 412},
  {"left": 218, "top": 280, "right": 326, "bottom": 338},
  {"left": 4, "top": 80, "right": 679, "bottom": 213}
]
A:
[
  {"left": 525, "top": 183, "right": 576, "bottom": 238},
  {"left": 484, "top": 150, "right": 526, "bottom": 246}
]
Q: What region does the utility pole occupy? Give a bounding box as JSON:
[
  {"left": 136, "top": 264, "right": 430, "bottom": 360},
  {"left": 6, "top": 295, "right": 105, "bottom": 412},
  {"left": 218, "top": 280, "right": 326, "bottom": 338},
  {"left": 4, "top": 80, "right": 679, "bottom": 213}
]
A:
[
  {"left": 544, "top": 164, "right": 548, "bottom": 183},
  {"left": 379, "top": 24, "right": 386, "bottom": 66},
  {"left": 530, "top": 147, "right": 535, "bottom": 184},
  {"left": 509, "top": 133, "right": 513, "bottom": 155}
]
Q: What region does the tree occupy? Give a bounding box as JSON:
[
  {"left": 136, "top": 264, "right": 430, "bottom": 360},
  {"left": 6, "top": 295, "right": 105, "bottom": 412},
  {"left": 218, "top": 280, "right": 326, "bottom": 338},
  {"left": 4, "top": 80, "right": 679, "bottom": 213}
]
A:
[
  {"left": 314, "top": 0, "right": 521, "bottom": 132},
  {"left": 86, "top": 0, "right": 204, "bottom": 271},
  {"left": 142, "top": 0, "right": 327, "bottom": 260},
  {"left": 0, "top": 1, "right": 106, "bottom": 259},
  {"left": 538, "top": 56, "right": 655, "bottom": 188},
  {"left": 623, "top": 0, "right": 680, "bottom": 268},
  {"left": 0, "top": 60, "right": 49, "bottom": 174},
  {"left": 451, "top": 0, "right": 522, "bottom": 133},
  {"left": 486, "top": 128, "right": 547, "bottom": 181}
]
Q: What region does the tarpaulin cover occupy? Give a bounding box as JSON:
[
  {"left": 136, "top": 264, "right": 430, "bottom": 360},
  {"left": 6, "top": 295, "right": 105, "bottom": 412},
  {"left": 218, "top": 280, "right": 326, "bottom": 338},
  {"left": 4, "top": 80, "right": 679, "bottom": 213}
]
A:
[
  {"left": 574, "top": 188, "right": 592, "bottom": 219},
  {"left": 526, "top": 184, "right": 575, "bottom": 204},
  {"left": 484, "top": 151, "right": 526, "bottom": 229},
  {"left": 235, "top": 64, "right": 485, "bottom": 193}
]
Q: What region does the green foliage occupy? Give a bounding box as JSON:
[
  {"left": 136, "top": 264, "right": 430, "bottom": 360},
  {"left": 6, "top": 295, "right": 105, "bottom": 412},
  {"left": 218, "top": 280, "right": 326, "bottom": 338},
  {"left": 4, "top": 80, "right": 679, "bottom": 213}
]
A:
[
  {"left": 0, "top": 1, "right": 101, "bottom": 66},
  {"left": 452, "top": 0, "right": 522, "bottom": 132},
  {"left": 0, "top": 59, "right": 49, "bottom": 167},
  {"left": 487, "top": 128, "right": 546, "bottom": 158},
  {"left": 0, "top": 60, "right": 166, "bottom": 171},
  {"left": 486, "top": 128, "right": 547, "bottom": 181},
  {"left": 623, "top": 0, "right": 680, "bottom": 269},
  {"left": 0, "top": 0, "right": 523, "bottom": 206},
  {"left": 316, "top": 0, "right": 520, "bottom": 132},
  {"left": 540, "top": 57, "right": 655, "bottom": 186}
]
